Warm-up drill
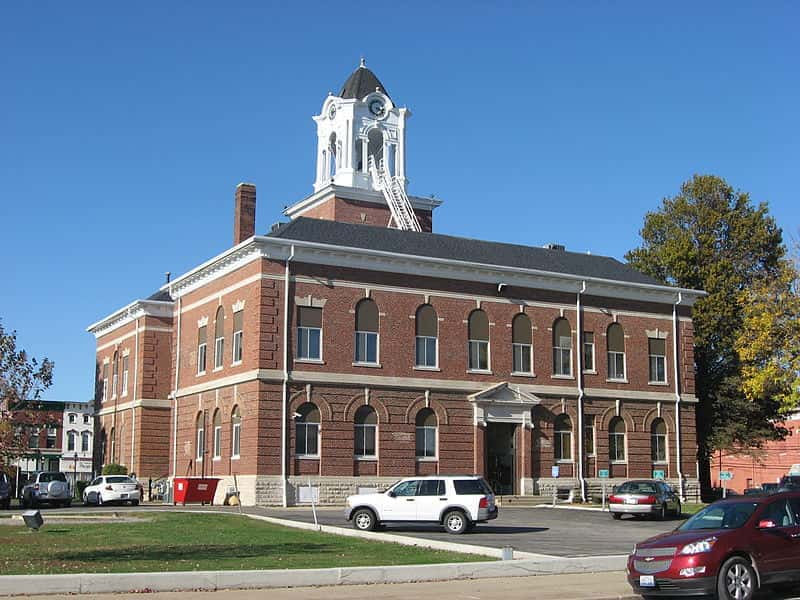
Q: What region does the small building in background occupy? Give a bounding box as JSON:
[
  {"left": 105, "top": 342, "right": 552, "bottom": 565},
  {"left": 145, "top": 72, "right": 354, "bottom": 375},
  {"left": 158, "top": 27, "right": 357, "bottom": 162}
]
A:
[
  {"left": 13, "top": 399, "right": 65, "bottom": 481},
  {"left": 59, "top": 400, "right": 95, "bottom": 488}
]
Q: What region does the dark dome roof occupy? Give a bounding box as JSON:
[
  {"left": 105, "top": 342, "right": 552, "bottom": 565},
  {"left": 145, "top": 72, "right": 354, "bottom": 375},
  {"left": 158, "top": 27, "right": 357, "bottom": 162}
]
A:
[{"left": 339, "top": 59, "right": 391, "bottom": 101}]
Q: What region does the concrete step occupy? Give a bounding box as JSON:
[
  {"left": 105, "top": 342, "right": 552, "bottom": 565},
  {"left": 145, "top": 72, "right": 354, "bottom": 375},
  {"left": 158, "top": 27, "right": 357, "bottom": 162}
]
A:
[{"left": 496, "top": 495, "right": 555, "bottom": 507}]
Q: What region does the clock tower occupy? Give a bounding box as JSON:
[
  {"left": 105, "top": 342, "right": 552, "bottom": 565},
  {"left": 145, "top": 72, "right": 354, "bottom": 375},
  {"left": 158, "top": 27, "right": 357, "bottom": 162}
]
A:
[{"left": 283, "top": 59, "right": 441, "bottom": 232}]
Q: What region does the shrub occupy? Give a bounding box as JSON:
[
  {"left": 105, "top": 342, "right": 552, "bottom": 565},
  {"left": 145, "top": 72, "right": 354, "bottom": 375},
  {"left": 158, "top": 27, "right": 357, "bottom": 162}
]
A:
[
  {"left": 75, "top": 479, "right": 90, "bottom": 499},
  {"left": 102, "top": 463, "right": 128, "bottom": 475}
]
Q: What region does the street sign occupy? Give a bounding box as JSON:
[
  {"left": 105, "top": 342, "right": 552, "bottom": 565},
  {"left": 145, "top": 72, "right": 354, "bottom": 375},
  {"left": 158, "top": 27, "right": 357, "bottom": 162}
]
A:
[
  {"left": 598, "top": 469, "right": 609, "bottom": 479},
  {"left": 551, "top": 465, "right": 560, "bottom": 478},
  {"left": 720, "top": 471, "right": 734, "bottom": 481},
  {"left": 653, "top": 470, "right": 665, "bottom": 480}
]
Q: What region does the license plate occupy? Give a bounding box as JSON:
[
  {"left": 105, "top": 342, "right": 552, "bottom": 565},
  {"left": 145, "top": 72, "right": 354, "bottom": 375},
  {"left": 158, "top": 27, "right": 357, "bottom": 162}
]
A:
[
  {"left": 625, "top": 498, "right": 637, "bottom": 504},
  {"left": 121, "top": 493, "right": 128, "bottom": 499},
  {"left": 639, "top": 575, "right": 655, "bottom": 587}
]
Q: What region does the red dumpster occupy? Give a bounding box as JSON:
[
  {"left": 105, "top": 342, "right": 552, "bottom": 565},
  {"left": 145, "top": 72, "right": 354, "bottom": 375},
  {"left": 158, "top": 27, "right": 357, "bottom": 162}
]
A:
[{"left": 172, "top": 477, "right": 220, "bottom": 506}]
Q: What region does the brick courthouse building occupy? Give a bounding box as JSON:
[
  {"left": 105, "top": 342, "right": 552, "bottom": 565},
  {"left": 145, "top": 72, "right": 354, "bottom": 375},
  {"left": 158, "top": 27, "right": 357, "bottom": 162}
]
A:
[{"left": 87, "top": 62, "right": 703, "bottom": 505}]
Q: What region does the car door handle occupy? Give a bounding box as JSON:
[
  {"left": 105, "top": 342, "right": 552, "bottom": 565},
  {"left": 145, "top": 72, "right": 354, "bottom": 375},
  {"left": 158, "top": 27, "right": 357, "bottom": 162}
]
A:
[
  {"left": 440, "top": 498, "right": 448, "bottom": 501},
  {"left": 405, "top": 498, "right": 415, "bottom": 502}
]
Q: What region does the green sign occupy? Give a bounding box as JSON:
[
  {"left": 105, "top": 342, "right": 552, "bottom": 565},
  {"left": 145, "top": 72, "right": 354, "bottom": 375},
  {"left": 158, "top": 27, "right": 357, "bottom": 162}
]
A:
[
  {"left": 598, "top": 469, "right": 609, "bottom": 479},
  {"left": 653, "top": 470, "right": 665, "bottom": 480},
  {"left": 720, "top": 471, "right": 734, "bottom": 481}
]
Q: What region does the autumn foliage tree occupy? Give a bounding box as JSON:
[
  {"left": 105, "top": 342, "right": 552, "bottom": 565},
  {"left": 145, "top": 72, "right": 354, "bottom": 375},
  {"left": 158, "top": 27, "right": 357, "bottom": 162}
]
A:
[
  {"left": 626, "top": 175, "right": 788, "bottom": 479},
  {"left": 0, "top": 320, "right": 55, "bottom": 467}
]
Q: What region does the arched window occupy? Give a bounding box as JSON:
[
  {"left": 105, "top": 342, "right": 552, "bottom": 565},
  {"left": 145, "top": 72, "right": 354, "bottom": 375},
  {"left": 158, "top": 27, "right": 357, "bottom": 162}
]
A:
[
  {"left": 367, "top": 129, "right": 384, "bottom": 166},
  {"left": 512, "top": 313, "right": 533, "bottom": 374},
  {"left": 214, "top": 307, "right": 225, "bottom": 369},
  {"left": 196, "top": 413, "right": 205, "bottom": 461},
  {"left": 197, "top": 323, "right": 207, "bottom": 374},
  {"left": 81, "top": 431, "right": 91, "bottom": 453},
  {"left": 231, "top": 406, "right": 241, "bottom": 458},
  {"left": 328, "top": 132, "right": 337, "bottom": 178},
  {"left": 101, "top": 362, "right": 109, "bottom": 402},
  {"left": 354, "top": 405, "right": 377, "bottom": 458},
  {"left": 67, "top": 431, "right": 76, "bottom": 452},
  {"left": 554, "top": 414, "right": 572, "bottom": 461},
  {"left": 608, "top": 417, "right": 626, "bottom": 463},
  {"left": 109, "top": 427, "right": 116, "bottom": 463},
  {"left": 607, "top": 323, "right": 626, "bottom": 380},
  {"left": 415, "top": 408, "right": 438, "bottom": 458},
  {"left": 68, "top": 413, "right": 76, "bottom": 424},
  {"left": 651, "top": 419, "right": 667, "bottom": 463},
  {"left": 212, "top": 409, "right": 222, "bottom": 459},
  {"left": 354, "top": 299, "right": 379, "bottom": 364},
  {"left": 295, "top": 403, "right": 319, "bottom": 457},
  {"left": 112, "top": 351, "right": 119, "bottom": 398},
  {"left": 468, "top": 310, "right": 490, "bottom": 371},
  {"left": 415, "top": 305, "right": 438, "bottom": 368},
  {"left": 552, "top": 318, "right": 572, "bottom": 376}
]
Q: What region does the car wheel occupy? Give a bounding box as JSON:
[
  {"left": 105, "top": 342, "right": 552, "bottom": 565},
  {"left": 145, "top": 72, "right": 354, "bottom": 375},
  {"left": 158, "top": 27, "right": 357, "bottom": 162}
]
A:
[
  {"left": 657, "top": 503, "right": 667, "bottom": 520},
  {"left": 674, "top": 501, "right": 682, "bottom": 518},
  {"left": 717, "top": 556, "right": 757, "bottom": 600},
  {"left": 131, "top": 500, "right": 139, "bottom": 506},
  {"left": 63, "top": 500, "right": 71, "bottom": 508},
  {"left": 97, "top": 494, "right": 104, "bottom": 506},
  {"left": 83, "top": 494, "right": 90, "bottom": 506},
  {"left": 612, "top": 512, "right": 622, "bottom": 520},
  {"left": 352, "top": 508, "right": 377, "bottom": 532},
  {"left": 443, "top": 510, "right": 469, "bottom": 535}
]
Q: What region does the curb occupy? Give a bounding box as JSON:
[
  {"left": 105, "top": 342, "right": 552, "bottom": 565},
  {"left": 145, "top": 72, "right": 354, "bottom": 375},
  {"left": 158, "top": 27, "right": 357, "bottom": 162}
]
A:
[{"left": 0, "top": 557, "right": 629, "bottom": 596}]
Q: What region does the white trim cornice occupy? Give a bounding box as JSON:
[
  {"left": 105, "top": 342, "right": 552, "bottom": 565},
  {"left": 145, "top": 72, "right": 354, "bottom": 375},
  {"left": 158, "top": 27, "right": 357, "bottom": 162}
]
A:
[{"left": 87, "top": 300, "right": 173, "bottom": 339}]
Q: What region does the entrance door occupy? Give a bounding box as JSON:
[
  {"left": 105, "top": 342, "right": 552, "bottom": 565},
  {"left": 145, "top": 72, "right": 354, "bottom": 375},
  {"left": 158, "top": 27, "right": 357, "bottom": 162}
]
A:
[{"left": 486, "top": 423, "right": 517, "bottom": 495}]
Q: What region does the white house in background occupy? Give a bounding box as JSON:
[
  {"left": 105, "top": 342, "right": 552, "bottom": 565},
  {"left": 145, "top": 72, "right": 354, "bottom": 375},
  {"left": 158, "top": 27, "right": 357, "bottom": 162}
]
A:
[{"left": 60, "top": 401, "right": 94, "bottom": 486}]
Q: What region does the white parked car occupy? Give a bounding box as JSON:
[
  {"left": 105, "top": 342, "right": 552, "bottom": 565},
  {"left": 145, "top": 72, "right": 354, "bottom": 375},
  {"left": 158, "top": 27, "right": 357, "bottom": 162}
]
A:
[
  {"left": 345, "top": 475, "right": 498, "bottom": 534},
  {"left": 83, "top": 475, "right": 141, "bottom": 506}
]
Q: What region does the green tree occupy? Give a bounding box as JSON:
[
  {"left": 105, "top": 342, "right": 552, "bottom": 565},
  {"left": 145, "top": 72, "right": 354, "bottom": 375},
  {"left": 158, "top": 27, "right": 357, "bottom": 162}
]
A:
[
  {"left": 626, "top": 175, "right": 786, "bottom": 472},
  {"left": 736, "top": 251, "right": 800, "bottom": 412},
  {"left": 0, "top": 320, "right": 55, "bottom": 466}
]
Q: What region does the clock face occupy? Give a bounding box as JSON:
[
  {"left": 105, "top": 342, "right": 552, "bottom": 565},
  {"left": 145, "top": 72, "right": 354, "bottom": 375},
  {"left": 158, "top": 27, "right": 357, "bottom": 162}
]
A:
[
  {"left": 328, "top": 104, "right": 337, "bottom": 119},
  {"left": 368, "top": 99, "right": 385, "bottom": 117}
]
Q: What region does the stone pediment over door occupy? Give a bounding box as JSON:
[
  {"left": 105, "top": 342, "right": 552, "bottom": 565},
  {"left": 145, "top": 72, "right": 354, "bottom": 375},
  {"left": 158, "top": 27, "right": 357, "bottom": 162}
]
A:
[{"left": 468, "top": 382, "right": 541, "bottom": 427}]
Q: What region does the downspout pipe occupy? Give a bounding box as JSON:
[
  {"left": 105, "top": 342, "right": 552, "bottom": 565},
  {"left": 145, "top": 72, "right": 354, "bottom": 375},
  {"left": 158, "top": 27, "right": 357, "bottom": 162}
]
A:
[
  {"left": 673, "top": 292, "right": 685, "bottom": 500},
  {"left": 576, "top": 281, "right": 587, "bottom": 502},
  {"left": 171, "top": 294, "right": 181, "bottom": 484},
  {"left": 281, "top": 245, "right": 295, "bottom": 508}
]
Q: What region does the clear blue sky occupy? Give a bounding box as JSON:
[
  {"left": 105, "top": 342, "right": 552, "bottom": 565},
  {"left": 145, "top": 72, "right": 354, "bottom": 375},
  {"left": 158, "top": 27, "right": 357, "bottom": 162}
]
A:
[{"left": 2, "top": 2, "right": 798, "bottom": 402}]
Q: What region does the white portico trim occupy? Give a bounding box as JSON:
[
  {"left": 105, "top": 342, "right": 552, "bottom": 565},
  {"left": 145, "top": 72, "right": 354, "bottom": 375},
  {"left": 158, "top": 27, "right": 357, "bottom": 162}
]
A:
[{"left": 468, "top": 382, "right": 541, "bottom": 427}]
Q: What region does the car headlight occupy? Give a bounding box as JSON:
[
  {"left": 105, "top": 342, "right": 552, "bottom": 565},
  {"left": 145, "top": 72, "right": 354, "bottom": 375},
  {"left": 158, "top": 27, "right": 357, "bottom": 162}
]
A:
[{"left": 680, "top": 537, "right": 717, "bottom": 555}]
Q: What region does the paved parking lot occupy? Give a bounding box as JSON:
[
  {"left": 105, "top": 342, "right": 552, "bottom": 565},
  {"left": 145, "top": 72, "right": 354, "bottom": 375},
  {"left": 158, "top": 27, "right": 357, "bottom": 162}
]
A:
[{"left": 250, "top": 505, "right": 679, "bottom": 558}]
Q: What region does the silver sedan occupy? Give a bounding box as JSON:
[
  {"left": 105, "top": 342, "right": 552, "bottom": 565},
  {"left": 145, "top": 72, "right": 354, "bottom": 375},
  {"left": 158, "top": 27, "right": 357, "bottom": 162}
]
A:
[{"left": 608, "top": 479, "right": 681, "bottom": 520}]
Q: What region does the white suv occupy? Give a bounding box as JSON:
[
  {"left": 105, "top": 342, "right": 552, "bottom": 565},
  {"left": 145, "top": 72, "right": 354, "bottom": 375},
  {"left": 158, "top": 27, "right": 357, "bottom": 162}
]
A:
[{"left": 345, "top": 475, "right": 498, "bottom": 534}]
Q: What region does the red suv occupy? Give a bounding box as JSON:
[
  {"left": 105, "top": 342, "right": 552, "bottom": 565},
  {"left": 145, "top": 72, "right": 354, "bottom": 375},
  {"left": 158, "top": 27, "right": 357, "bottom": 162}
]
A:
[{"left": 628, "top": 491, "right": 800, "bottom": 599}]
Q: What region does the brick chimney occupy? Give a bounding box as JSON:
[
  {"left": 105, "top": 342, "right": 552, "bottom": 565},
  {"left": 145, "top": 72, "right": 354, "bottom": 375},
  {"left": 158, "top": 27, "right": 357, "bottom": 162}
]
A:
[{"left": 233, "top": 183, "right": 256, "bottom": 245}]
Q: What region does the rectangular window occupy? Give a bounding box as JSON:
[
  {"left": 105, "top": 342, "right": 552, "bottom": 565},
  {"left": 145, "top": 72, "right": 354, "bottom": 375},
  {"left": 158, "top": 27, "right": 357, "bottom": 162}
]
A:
[
  {"left": 46, "top": 427, "right": 57, "bottom": 449},
  {"left": 583, "top": 332, "right": 595, "bottom": 372},
  {"left": 197, "top": 325, "right": 207, "bottom": 374},
  {"left": 295, "top": 423, "right": 319, "bottom": 456},
  {"left": 213, "top": 425, "right": 222, "bottom": 459},
  {"left": 83, "top": 414, "right": 90, "bottom": 424},
  {"left": 651, "top": 433, "right": 667, "bottom": 463},
  {"left": 81, "top": 432, "right": 90, "bottom": 452},
  {"left": 649, "top": 338, "right": 667, "bottom": 383},
  {"left": 468, "top": 340, "right": 489, "bottom": 371},
  {"left": 355, "top": 331, "right": 378, "bottom": 364},
  {"left": 121, "top": 355, "right": 129, "bottom": 396},
  {"left": 554, "top": 431, "right": 572, "bottom": 461},
  {"left": 232, "top": 421, "right": 241, "bottom": 458},
  {"left": 232, "top": 310, "right": 243, "bottom": 364},
  {"left": 28, "top": 428, "right": 39, "bottom": 449},
  {"left": 297, "top": 307, "right": 322, "bottom": 360},
  {"left": 416, "top": 426, "right": 437, "bottom": 458},
  {"left": 67, "top": 432, "right": 75, "bottom": 452},
  {"left": 553, "top": 345, "right": 572, "bottom": 376},
  {"left": 607, "top": 351, "right": 626, "bottom": 380},
  {"left": 112, "top": 370, "right": 118, "bottom": 398},
  {"left": 609, "top": 433, "right": 626, "bottom": 462},
  {"left": 415, "top": 336, "right": 437, "bottom": 368},
  {"left": 584, "top": 416, "right": 595, "bottom": 456},
  {"left": 512, "top": 343, "right": 532, "bottom": 373},
  {"left": 68, "top": 413, "right": 76, "bottom": 424},
  {"left": 214, "top": 336, "right": 224, "bottom": 369},
  {"left": 354, "top": 424, "right": 377, "bottom": 457},
  {"left": 102, "top": 364, "right": 109, "bottom": 402}
]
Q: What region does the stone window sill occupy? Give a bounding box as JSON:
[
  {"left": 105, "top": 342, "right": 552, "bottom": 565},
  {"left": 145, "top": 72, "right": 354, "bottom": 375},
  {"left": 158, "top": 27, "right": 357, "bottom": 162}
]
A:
[
  {"left": 353, "top": 362, "right": 382, "bottom": 368},
  {"left": 606, "top": 378, "right": 628, "bottom": 384},
  {"left": 414, "top": 366, "right": 440, "bottom": 372},
  {"left": 354, "top": 456, "right": 377, "bottom": 461},
  {"left": 296, "top": 358, "right": 325, "bottom": 365},
  {"left": 415, "top": 457, "right": 438, "bottom": 462},
  {"left": 297, "top": 455, "right": 320, "bottom": 460},
  {"left": 648, "top": 381, "right": 669, "bottom": 386},
  {"left": 511, "top": 371, "right": 536, "bottom": 378},
  {"left": 551, "top": 374, "right": 574, "bottom": 380},
  {"left": 467, "top": 369, "right": 493, "bottom": 375}
]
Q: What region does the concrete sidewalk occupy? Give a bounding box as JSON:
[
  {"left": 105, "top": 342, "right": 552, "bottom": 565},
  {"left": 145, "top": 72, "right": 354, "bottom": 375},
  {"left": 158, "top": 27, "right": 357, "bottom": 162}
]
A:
[{"left": 8, "top": 572, "right": 638, "bottom": 600}]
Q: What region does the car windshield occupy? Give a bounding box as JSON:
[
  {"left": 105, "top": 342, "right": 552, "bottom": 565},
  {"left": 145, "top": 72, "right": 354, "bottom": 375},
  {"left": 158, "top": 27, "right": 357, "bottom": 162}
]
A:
[
  {"left": 678, "top": 502, "right": 759, "bottom": 531},
  {"left": 107, "top": 476, "right": 134, "bottom": 484},
  {"left": 616, "top": 482, "right": 658, "bottom": 495},
  {"left": 39, "top": 472, "right": 67, "bottom": 483}
]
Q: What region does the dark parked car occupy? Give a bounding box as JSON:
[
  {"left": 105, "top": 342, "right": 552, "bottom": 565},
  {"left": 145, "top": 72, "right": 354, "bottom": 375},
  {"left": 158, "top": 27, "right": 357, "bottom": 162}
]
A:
[
  {"left": 0, "top": 472, "right": 12, "bottom": 509},
  {"left": 609, "top": 480, "right": 681, "bottom": 520},
  {"left": 628, "top": 490, "right": 800, "bottom": 599}
]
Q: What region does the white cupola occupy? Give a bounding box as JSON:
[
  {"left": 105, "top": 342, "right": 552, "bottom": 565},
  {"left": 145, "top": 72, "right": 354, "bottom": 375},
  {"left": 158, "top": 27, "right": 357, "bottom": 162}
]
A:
[{"left": 312, "top": 59, "right": 409, "bottom": 193}]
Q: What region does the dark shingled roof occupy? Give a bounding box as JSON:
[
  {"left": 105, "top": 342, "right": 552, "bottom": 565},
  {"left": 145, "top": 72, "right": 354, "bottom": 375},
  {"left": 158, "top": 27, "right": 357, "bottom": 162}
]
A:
[
  {"left": 339, "top": 64, "right": 390, "bottom": 101},
  {"left": 147, "top": 289, "right": 172, "bottom": 302},
  {"left": 269, "top": 218, "right": 663, "bottom": 286}
]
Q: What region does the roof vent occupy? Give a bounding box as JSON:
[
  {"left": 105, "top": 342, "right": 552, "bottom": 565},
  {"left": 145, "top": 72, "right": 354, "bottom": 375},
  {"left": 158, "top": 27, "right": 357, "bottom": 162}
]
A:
[{"left": 544, "top": 243, "right": 566, "bottom": 251}]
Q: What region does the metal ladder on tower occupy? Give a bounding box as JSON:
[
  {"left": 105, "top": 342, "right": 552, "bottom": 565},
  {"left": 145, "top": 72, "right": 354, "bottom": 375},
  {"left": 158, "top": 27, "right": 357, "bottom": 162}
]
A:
[{"left": 368, "top": 155, "right": 422, "bottom": 232}]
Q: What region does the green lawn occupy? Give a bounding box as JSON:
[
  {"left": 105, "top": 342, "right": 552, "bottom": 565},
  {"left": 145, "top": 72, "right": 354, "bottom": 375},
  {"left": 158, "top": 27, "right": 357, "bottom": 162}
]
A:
[{"left": 0, "top": 512, "right": 484, "bottom": 575}]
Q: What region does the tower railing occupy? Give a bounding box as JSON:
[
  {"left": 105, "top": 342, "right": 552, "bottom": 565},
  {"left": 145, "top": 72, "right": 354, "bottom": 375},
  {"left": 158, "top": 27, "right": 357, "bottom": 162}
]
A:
[{"left": 368, "top": 155, "right": 422, "bottom": 232}]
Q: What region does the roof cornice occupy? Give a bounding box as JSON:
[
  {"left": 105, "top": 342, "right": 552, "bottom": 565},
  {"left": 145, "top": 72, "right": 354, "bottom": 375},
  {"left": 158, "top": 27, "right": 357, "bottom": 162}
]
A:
[{"left": 86, "top": 299, "right": 174, "bottom": 339}]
